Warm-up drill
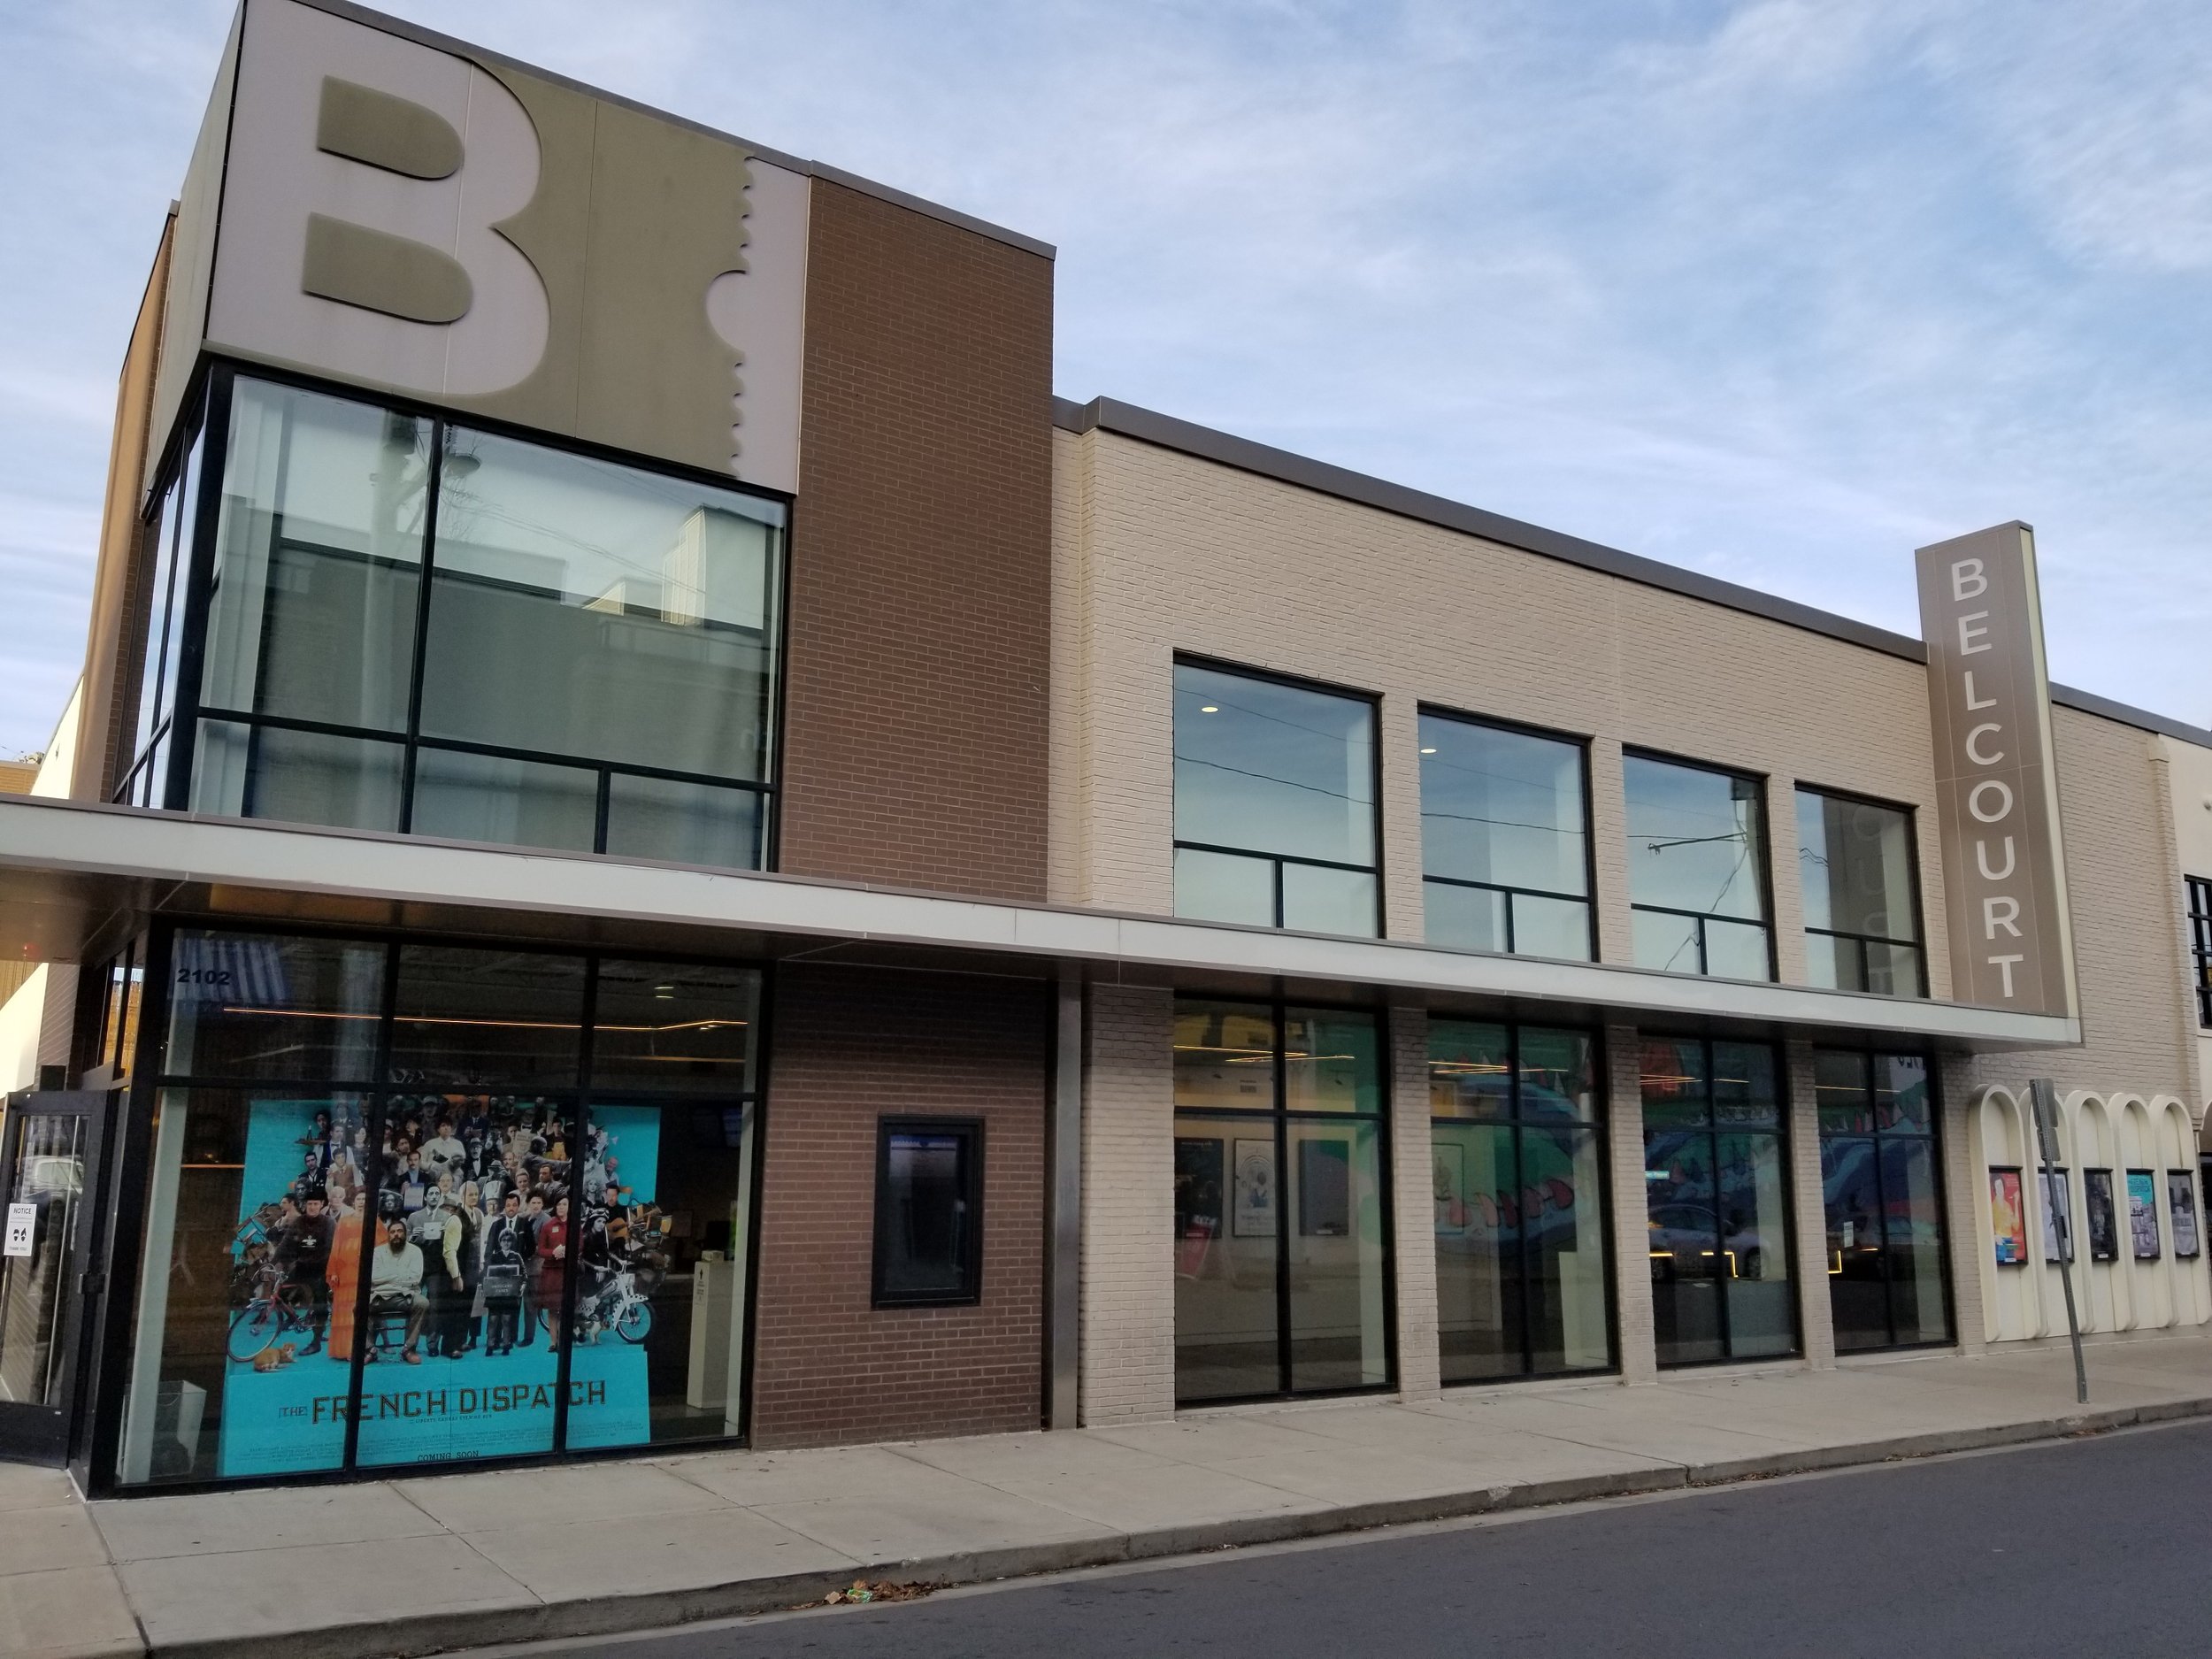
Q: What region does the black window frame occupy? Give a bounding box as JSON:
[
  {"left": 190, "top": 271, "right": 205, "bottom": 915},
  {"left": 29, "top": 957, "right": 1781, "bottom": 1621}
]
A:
[
  {"left": 1171, "top": 995, "right": 1398, "bottom": 1406},
  {"left": 1638, "top": 1033, "right": 1801, "bottom": 1368},
  {"left": 870, "top": 1116, "right": 986, "bottom": 1309},
  {"left": 1425, "top": 1018, "right": 1616, "bottom": 1385},
  {"left": 119, "top": 360, "right": 791, "bottom": 870},
  {"left": 2187, "top": 876, "right": 2212, "bottom": 1028},
  {"left": 1813, "top": 1046, "right": 1955, "bottom": 1353},
  {"left": 1171, "top": 653, "right": 1386, "bottom": 938},
  {"left": 1417, "top": 706, "right": 1598, "bottom": 963},
  {"left": 1793, "top": 782, "right": 1928, "bottom": 999},
  {"left": 1620, "top": 747, "right": 1777, "bottom": 981},
  {"left": 81, "top": 915, "right": 773, "bottom": 1499}
]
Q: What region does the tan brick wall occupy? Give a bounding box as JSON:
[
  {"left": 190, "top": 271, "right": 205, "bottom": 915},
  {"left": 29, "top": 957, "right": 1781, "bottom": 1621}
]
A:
[
  {"left": 1052, "top": 428, "right": 1953, "bottom": 995},
  {"left": 749, "top": 963, "right": 1047, "bottom": 1447},
  {"left": 1785, "top": 1037, "right": 1837, "bottom": 1368},
  {"left": 1388, "top": 1005, "right": 1440, "bottom": 1397},
  {"left": 1079, "top": 982, "right": 1175, "bottom": 1423},
  {"left": 1605, "top": 1025, "right": 1658, "bottom": 1382}
]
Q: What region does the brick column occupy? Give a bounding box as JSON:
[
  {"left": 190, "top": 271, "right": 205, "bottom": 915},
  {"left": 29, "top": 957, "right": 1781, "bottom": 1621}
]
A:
[
  {"left": 1607, "top": 1025, "right": 1658, "bottom": 1383},
  {"left": 1786, "top": 1038, "right": 1837, "bottom": 1368},
  {"left": 1079, "top": 983, "right": 1177, "bottom": 1423},
  {"left": 1390, "top": 1005, "right": 1440, "bottom": 1398}
]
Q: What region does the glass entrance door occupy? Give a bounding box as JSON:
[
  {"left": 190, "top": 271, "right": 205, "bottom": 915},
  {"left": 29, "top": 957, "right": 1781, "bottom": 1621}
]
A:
[{"left": 0, "top": 1092, "right": 110, "bottom": 1463}]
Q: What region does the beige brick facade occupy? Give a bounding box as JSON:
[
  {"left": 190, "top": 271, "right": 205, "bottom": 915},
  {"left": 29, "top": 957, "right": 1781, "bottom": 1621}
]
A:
[
  {"left": 1388, "top": 1006, "right": 1441, "bottom": 1398},
  {"left": 1079, "top": 983, "right": 1177, "bottom": 1424}
]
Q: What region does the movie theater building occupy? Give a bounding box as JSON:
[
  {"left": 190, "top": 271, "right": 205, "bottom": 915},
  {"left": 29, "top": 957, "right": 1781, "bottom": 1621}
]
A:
[{"left": 1, "top": 0, "right": 2208, "bottom": 1495}]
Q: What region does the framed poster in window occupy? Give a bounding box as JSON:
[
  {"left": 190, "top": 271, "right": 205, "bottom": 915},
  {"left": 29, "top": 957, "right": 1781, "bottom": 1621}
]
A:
[
  {"left": 1232, "top": 1139, "right": 1277, "bottom": 1238},
  {"left": 1988, "top": 1169, "right": 2027, "bottom": 1266},
  {"left": 2084, "top": 1169, "right": 2118, "bottom": 1262},
  {"left": 2039, "top": 1169, "right": 2072, "bottom": 1264},
  {"left": 1298, "top": 1138, "right": 1352, "bottom": 1237},
  {"left": 2127, "top": 1170, "right": 2161, "bottom": 1261},
  {"left": 2169, "top": 1171, "right": 2201, "bottom": 1260}
]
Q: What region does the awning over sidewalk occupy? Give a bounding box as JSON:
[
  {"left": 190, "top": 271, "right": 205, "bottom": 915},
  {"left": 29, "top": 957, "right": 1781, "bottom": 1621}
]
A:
[{"left": 0, "top": 795, "right": 2078, "bottom": 1052}]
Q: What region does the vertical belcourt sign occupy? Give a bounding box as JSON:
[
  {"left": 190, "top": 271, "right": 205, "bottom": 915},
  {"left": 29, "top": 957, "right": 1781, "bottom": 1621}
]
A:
[{"left": 1916, "top": 523, "right": 2077, "bottom": 1016}]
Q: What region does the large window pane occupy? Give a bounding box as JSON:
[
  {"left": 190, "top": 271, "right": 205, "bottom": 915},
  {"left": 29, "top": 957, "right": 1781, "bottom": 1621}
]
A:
[
  {"left": 1173, "top": 1127, "right": 1279, "bottom": 1402},
  {"left": 1717, "top": 1133, "right": 1793, "bottom": 1356},
  {"left": 420, "top": 426, "right": 781, "bottom": 782},
  {"left": 1173, "top": 663, "right": 1374, "bottom": 867},
  {"left": 1703, "top": 918, "right": 1771, "bottom": 981},
  {"left": 117, "top": 1089, "right": 372, "bottom": 1485},
  {"left": 357, "top": 1094, "right": 570, "bottom": 1468},
  {"left": 590, "top": 960, "right": 757, "bottom": 1094},
  {"left": 1419, "top": 715, "right": 1587, "bottom": 896},
  {"left": 1881, "top": 1138, "right": 1950, "bottom": 1344},
  {"left": 1796, "top": 790, "right": 1916, "bottom": 943},
  {"left": 191, "top": 720, "right": 403, "bottom": 834},
  {"left": 198, "top": 379, "right": 427, "bottom": 733},
  {"left": 1865, "top": 941, "right": 1924, "bottom": 999},
  {"left": 409, "top": 748, "right": 600, "bottom": 854},
  {"left": 1518, "top": 1028, "right": 1596, "bottom": 1121},
  {"left": 1280, "top": 863, "right": 1376, "bottom": 936},
  {"left": 1432, "top": 1120, "right": 1520, "bottom": 1382},
  {"left": 1511, "top": 894, "right": 1593, "bottom": 962},
  {"left": 163, "top": 931, "right": 387, "bottom": 1082},
  {"left": 1428, "top": 1020, "right": 1512, "bottom": 1119},
  {"left": 1173, "top": 847, "right": 1274, "bottom": 927},
  {"left": 603, "top": 774, "right": 761, "bottom": 870},
  {"left": 1174, "top": 1002, "right": 1277, "bottom": 1110},
  {"left": 1632, "top": 908, "right": 1701, "bottom": 975},
  {"left": 1623, "top": 756, "right": 1767, "bottom": 921},
  {"left": 389, "top": 947, "right": 586, "bottom": 1088},
  {"left": 1647, "top": 1126, "right": 1725, "bottom": 1366},
  {"left": 1284, "top": 1009, "right": 1379, "bottom": 1112},
  {"left": 1286, "top": 1119, "right": 1388, "bottom": 1392},
  {"left": 1823, "top": 1136, "right": 1889, "bottom": 1350},
  {"left": 1523, "top": 1125, "right": 1610, "bottom": 1374},
  {"left": 1425, "top": 882, "right": 1506, "bottom": 954},
  {"left": 1803, "top": 931, "right": 1862, "bottom": 992}
]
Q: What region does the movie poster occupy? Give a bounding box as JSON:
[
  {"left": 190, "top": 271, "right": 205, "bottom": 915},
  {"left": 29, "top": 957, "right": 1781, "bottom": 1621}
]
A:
[
  {"left": 2169, "top": 1171, "right": 2201, "bottom": 1260},
  {"left": 1173, "top": 1137, "right": 1224, "bottom": 1279},
  {"left": 2084, "top": 1170, "right": 2119, "bottom": 1263},
  {"left": 2128, "top": 1171, "right": 2161, "bottom": 1261},
  {"left": 2039, "top": 1169, "right": 2072, "bottom": 1264},
  {"left": 218, "top": 1095, "right": 668, "bottom": 1477},
  {"left": 1233, "top": 1140, "right": 1277, "bottom": 1239},
  {"left": 1988, "top": 1169, "right": 2027, "bottom": 1266}
]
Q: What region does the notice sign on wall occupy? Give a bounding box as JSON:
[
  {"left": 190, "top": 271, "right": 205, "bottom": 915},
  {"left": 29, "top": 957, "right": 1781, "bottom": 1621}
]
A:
[{"left": 1915, "top": 524, "right": 2078, "bottom": 1016}]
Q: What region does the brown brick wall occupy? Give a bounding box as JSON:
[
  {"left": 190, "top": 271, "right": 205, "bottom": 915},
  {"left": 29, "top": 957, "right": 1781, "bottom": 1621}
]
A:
[
  {"left": 748, "top": 962, "right": 1048, "bottom": 1447},
  {"left": 776, "top": 180, "right": 1055, "bottom": 901}
]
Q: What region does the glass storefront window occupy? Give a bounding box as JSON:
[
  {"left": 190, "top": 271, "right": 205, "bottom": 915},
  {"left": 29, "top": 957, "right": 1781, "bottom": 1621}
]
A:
[
  {"left": 1641, "top": 1037, "right": 1795, "bottom": 1365},
  {"left": 1429, "top": 1020, "right": 1610, "bottom": 1384},
  {"left": 1817, "top": 1049, "right": 1950, "bottom": 1349},
  {"left": 1623, "top": 755, "right": 1772, "bottom": 980},
  {"left": 118, "top": 927, "right": 762, "bottom": 1485},
  {"left": 1171, "top": 662, "right": 1379, "bottom": 936},
  {"left": 1419, "top": 713, "right": 1593, "bottom": 961},
  {"left": 1173, "top": 1000, "right": 1390, "bottom": 1404},
  {"left": 174, "top": 372, "right": 784, "bottom": 867}
]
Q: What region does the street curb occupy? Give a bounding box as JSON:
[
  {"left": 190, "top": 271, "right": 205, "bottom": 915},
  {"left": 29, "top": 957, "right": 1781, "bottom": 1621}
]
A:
[{"left": 140, "top": 1394, "right": 2212, "bottom": 1659}]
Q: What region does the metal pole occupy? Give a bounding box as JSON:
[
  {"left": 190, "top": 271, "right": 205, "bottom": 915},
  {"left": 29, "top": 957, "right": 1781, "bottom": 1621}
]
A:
[{"left": 2029, "top": 1077, "right": 2088, "bottom": 1405}]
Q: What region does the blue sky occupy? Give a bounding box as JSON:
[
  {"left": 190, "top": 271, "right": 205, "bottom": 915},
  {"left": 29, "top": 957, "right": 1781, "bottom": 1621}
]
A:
[{"left": 4, "top": 0, "right": 2209, "bottom": 756}]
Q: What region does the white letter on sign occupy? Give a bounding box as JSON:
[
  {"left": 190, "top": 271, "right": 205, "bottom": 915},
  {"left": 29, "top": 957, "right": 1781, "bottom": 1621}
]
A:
[
  {"left": 1983, "top": 895, "right": 2022, "bottom": 940},
  {"left": 1958, "top": 611, "right": 1992, "bottom": 654},
  {"left": 1951, "top": 558, "right": 1988, "bottom": 601}
]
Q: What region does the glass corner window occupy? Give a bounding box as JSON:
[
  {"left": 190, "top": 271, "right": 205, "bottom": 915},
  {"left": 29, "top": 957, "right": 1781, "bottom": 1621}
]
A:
[
  {"left": 1418, "top": 711, "right": 1592, "bottom": 960},
  {"left": 161, "top": 370, "right": 784, "bottom": 870},
  {"left": 1795, "top": 788, "right": 1924, "bottom": 998},
  {"left": 1172, "top": 661, "right": 1379, "bottom": 936},
  {"left": 1623, "top": 753, "right": 1771, "bottom": 980}
]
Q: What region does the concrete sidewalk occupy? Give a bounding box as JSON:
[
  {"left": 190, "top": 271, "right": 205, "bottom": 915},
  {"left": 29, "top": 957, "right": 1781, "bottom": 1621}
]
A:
[{"left": 7, "top": 1332, "right": 2211, "bottom": 1659}]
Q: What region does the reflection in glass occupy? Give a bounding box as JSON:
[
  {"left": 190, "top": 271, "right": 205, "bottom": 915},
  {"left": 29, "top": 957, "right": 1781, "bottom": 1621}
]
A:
[
  {"left": 1280, "top": 863, "right": 1378, "bottom": 936},
  {"left": 1797, "top": 789, "right": 1923, "bottom": 999},
  {"left": 1286, "top": 1119, "right": 1388, "bottom": 1391},
  {"left": 1173, "top": 1002, "right": 1277, "bottom": 1111},
  {"left": 421, "top": 426, "right": 781, "bottom": 781},
  {"left": 1173, "top": 847, "right": 1275, "bottom": 927},
  {"left": 1632, "top": 908, "right": 1701, "bottom": 976},
  {"left": 1419, "top": 714, "right": 1592, "bottom": 961},
  {"left": 1173, "top": 1130, "right": 1279, "bottom": 1402},
  {"left": 118, "top": 1089, "right": 373, "bottom": 1484},
  {"left": 191, "top": 720, "right": 404, "bottom": 833},
  {"left": 1425, "top": 882, "right": 1506, "bottom": 954},
  {"left": 1431, "top": 1021, "right": 1609, "bottom": 1383},
  {"left": 1285, "top": 1009, "right": 1379, "bottom": 1113},
  {"left": 1818, "top": 1048, "right": 1950, "bottom": 1351},
  {"left": 1512, "top": 895, "right": 1594, "bottom": 962},
  {"left": 590, "top": 960, "right": 757, "bottom": 1094},
  {"left": 164, "top": 931, "right": 387, "bottom": 1081},
  {"left": 389, "top": 947, "right": 586, "bottom": 1088},
  {"left": 1624, "top": 755, "right": 1770, "bottom": 979},
  {"left": 409, "top": 748, "right": 600, "bottom": 855},
  {"left": 603, "top": 773, "right": 762, "bottom": 870}
]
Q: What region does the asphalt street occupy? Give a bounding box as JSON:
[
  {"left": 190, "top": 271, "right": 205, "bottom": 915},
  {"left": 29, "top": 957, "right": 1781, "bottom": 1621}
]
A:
[{"left": 472, "top": 1419, "right": 2212, "bottom": 1659}]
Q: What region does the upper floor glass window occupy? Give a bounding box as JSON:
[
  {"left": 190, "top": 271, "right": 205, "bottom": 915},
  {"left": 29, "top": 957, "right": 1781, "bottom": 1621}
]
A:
[
  {"left": 1623, "top": 754, "right": 1771, "bottom": 980},
  {"left": 1795, "top": 788, "right": 1924, "bottom": 997},
  {"left": 2187, "top": 877, "right": 2212, "bottom": 1028},
  {"left": 1171, "top": 661, "right": 1379, "bottom": 937},
  {"left": 157, "top": 371, "right": 783, "bottom": 869},
  {"left": 1419, "top": 712, "right": 1591, "bottom": 961}
]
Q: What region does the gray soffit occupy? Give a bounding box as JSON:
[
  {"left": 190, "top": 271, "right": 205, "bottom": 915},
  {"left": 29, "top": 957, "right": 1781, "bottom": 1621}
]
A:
[
  {"left": 1052, "top": 396, "right": 2212, "bottom": 750},
  {"left": 293, "top": 0, "right": 1056, "bottom": 260},
  {"left": 0, "top": 797, "right": 2079, "bottom": 1053}
]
